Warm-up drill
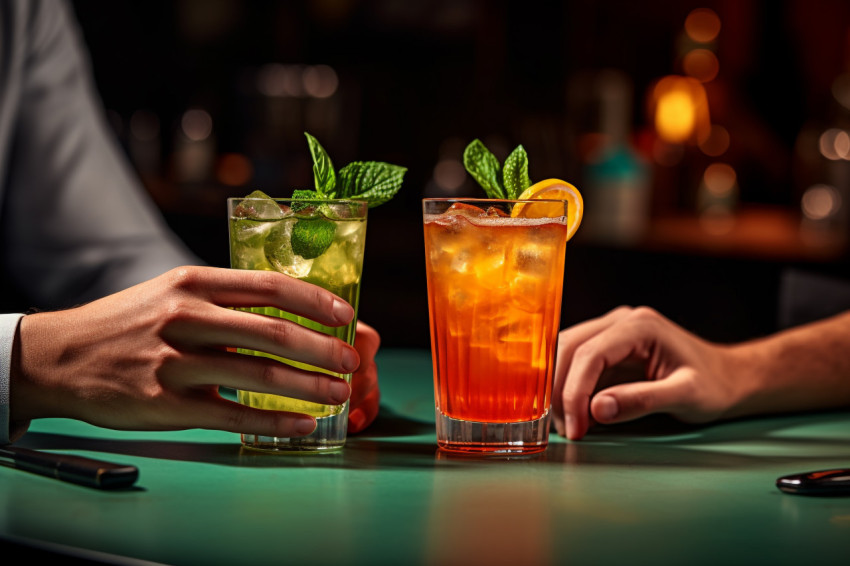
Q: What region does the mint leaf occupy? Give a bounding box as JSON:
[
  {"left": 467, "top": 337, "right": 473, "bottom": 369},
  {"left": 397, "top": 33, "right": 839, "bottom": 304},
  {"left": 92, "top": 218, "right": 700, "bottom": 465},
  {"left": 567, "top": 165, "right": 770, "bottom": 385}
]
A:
[
  {"left": 463, "top": 139, "right": 505, "bottom": 199},
  {"left": 503, "top": 145, "right": 531, "bottom": 199},
  {"left": 305, "top": 132, "right": 336, "bottom": 197},
  {"left": 337, "top": 161, "right": 407, "bottom": 208},
  {"left": 290, "top": 189, "right": 328, "bottom": 212},
  {"left": 291, "top": 217, "right": 336, "bottom": 259}
]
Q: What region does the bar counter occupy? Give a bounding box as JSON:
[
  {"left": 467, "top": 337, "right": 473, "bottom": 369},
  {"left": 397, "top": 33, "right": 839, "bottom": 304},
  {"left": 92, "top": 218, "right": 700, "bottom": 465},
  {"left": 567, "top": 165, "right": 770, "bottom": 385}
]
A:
[{"left": 2, "top": 348, "right": 849, "bottom": 565}]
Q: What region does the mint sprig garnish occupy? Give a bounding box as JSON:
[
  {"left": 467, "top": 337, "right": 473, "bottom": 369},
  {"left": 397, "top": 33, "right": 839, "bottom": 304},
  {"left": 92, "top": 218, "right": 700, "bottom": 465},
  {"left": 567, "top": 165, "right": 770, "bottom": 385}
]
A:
[
  {"left": 462, "top": 138, "right": 531, "bottom": 199},
  {"left": 299, "top": 132, "right": 407, "bottom": 208},
  {"left": 503, "top": 145, "right": 532, "bottom": 199},
  {"left": 305, "top": 132, "right": 337, "bottom": 196},
  {"left": 337, "top": 161, "right": 407, "bottom": 208}
]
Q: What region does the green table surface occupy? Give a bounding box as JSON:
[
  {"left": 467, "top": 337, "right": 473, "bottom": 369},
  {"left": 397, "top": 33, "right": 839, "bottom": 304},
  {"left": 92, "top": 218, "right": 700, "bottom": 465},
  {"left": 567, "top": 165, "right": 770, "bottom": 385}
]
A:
[{"left": 2, "top": 348, "right": 850, "bottom": 565}]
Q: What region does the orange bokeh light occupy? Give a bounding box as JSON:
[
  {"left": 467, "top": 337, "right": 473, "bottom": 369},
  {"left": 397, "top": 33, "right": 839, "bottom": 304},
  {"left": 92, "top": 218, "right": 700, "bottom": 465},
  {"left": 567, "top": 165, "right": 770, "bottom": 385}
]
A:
[
  {"left": 649, "top": 75, "right": 711, "bottom": 144},
  {"left": 683, "top": 48, "right": 719, "bottom": 82},
  {"left": 216, "top": 153, "right": 253, "bottom": 186},
  {"left": 685, "top": 8, "right": 721, "bottom": 43}
]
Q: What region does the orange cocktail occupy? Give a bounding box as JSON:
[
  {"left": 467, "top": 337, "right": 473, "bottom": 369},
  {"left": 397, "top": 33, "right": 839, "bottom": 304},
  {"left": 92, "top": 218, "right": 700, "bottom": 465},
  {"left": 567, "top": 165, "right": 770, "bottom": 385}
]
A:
[{"left": 423, "top": 198, "right": 568, "bottom": 454}]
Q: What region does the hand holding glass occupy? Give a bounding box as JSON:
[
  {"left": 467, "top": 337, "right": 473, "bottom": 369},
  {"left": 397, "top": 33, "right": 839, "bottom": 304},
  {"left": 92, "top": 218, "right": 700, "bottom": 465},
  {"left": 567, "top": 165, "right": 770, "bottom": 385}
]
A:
[{"left": 228, "top": 196, "right": 367, "bottom": 452}]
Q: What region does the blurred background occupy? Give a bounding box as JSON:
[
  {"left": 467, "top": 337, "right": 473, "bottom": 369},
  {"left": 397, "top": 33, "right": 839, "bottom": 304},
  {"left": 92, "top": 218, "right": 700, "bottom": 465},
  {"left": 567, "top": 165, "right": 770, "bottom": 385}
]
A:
[{"left": 68, "top": 0, "right": 850, "bottom": 348}]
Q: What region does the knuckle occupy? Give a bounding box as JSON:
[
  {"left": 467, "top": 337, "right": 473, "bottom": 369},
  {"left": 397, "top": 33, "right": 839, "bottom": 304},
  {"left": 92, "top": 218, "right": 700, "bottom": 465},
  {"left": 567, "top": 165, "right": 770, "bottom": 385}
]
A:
[
  {"left": 224, "top": 406, "right": 253, "bottom": 432},
  {"left": 268, "top": 318, "right": 295, "bottom": 347},
  {"left": 629, "top": 390, "right": 653, "bottom": 413},
  {"left": 610, "top": 305, "right": 634, "bottom": 317},
  {"left": 157, "top": 296, "right": 198, "bottom": 331},
  {"left": 252, "top": 271, "right": 282, "bottom": 296},
  {"left": 629, "top": 306, "right": 661, "bottom": 323},
  {"left": 571, "top": 341, "right": 599, "bottom": 368},
  {"left": 258, "top": 359, "right": 279, "bottom": 388},
  {"left": 309, "top": 284, "right": 335, "bottom": 313},
  {"left": 166, "top": 266, "right": 201, "bottom": 291}
]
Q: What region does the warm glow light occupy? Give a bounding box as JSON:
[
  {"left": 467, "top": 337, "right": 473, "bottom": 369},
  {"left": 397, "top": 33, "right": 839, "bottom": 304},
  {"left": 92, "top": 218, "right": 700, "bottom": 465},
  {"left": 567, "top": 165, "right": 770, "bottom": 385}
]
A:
[
  {"left": 835, "top": 130, "right": 850, "bottom": 159},
  {"left": 257, "top": 63, "right": 287, "bottom": 96},
  {"left": 433, "top": 159, "right": 466, "bottom": 192},
  {"left": 652, "top": 138, "right": 685, "bottom": 166},
  {"left": 650, "top": 76, "right": 711, "bottom": 144},
  {"left": 303, "top": 65, "right": 339, "bottom": 98},
  {"left": 817, "top": 128, "right": 850, "bottom": 160},
  {"left": 699, "top": 124, "right": 730, "bottom": 156},
  {"left": 683, "top": 49, "right": 719, "bottom": 82},
  {"left": 658, "top": 91, "right": 696, "bottom": 142},
  {"left": 685, "top": 8, "right": 721, "bottom": 43},
  {"left": 216, "top": 153, "right": 253, "bottom": 186},
  {"left": 181, "top": 109, "right": 213, "bottom": 141},
  {"left": 802, "top": 184, "right": 840, "bottom": 220},
  {"left": 703, "top": 163, "right": 736, "bottom": 196},
  {"left": 699, "top": 205, "right": 735, "bottom": 235},
  {"left": 257, "top": 63, "right": 305, "bottom": 97}
]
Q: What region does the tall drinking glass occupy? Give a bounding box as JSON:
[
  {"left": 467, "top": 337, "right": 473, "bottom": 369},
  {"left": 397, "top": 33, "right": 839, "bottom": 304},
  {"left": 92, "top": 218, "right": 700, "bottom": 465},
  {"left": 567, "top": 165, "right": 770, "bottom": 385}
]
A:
[
  {"left": 423, "top": 198, "right": 569, "bottom": 455},
  {"left": 228, "top": 196, "right": 368, "bottom": 452}
]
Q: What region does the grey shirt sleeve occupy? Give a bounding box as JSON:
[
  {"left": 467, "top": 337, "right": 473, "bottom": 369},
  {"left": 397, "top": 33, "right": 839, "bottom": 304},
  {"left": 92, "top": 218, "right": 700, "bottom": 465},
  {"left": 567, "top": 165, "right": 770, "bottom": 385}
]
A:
[
  {"left": 0, "top": 1, "right": 204, "bottom": 443},
  {"left": 1, "top": 0, "right": 203, "bottom": 311}
]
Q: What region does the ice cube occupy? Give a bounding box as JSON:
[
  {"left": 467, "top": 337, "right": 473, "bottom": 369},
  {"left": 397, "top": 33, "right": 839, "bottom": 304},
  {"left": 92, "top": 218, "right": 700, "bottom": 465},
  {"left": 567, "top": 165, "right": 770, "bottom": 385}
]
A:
[
  {"left": 445, "top": 202, "right": 487, "bottom": 217},
  {"left": 234, "top": 192, "right": 287, "bottom": 220},
  {"left": 310, "top": 240, "right": 361, "bottom": 287},
  {"left": 507, "top": 243, "right": 552, "bottom": 312},
  {"left": 449, "top": 249, "right": 473, "bottom": 273},
  {"left": 264, "top": 219, "right": 314, "bottom": 278}
]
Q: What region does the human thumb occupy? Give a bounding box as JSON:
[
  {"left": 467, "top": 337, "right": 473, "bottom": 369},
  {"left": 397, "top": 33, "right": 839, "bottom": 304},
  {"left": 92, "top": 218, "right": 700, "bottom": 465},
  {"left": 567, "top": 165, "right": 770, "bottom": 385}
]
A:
[{"left": 590, "top": 378, "right": 687, "bottom": 425}]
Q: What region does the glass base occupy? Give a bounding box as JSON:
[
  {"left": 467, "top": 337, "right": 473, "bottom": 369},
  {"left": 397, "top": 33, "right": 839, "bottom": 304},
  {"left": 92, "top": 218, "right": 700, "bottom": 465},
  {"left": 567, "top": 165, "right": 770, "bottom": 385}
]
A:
[
  {"left": 435, "top": 410, "right": 550, "bottom": 455},
  {"left": 241, "top": 406, "right": 349, "bottom": 453}
]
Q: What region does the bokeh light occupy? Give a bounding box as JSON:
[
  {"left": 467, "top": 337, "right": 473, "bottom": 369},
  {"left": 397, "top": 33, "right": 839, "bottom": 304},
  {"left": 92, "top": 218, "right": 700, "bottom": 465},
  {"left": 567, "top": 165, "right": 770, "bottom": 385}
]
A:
[
  {"left": 682, "top": 49, "right": 719, "bottom": 82},
  {"left": 801, "top": 184, "right": 841, "bottom": 220},
  {"left": 818, "top": 128, "right": 850, "bottom": 160},
  {"left": 216, "top": 153, "right": 253, "bottom": 186},
  {"left": 303, "top": 65, "right": 339, "bottom": 98},
  {"left": 685, "top": 8, "right": 721, "bottom": 43},
  {"left": 432, "top": 159, "right": 466, "bottom": 193},
  {"left": 130, "top": 109, "right": 160, "bottom": 142},
  {"left": 181, "top": 109, "right": 213, "bottom": 141},
  {"left": 703, "top": 162, "right": 737, "bottom": 197},
  {"left": 650, "top": 76, "right": 711, "bottom": 144},
  {"left": 699, "top": 124, "right": 730, "bottom": 156}
]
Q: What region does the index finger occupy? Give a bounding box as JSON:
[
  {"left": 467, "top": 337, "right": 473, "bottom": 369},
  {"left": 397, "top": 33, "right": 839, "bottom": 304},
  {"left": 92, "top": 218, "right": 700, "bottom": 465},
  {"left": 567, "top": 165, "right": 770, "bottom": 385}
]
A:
[
  {"left": 170, "top": 266, "right": 355, "bottom": 328},
  {"left": 552, "top": 307, "right": 634, "bottom": 427},
  {"left": 560, "top": 310, "right": 656, "bottom": 440}
]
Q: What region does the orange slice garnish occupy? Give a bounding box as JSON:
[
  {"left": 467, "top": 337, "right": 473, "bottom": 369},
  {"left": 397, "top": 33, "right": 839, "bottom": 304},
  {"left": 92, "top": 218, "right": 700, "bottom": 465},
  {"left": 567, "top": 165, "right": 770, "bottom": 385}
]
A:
[{"left": 511, "top": 178, "right": 584, "bottom": 241}]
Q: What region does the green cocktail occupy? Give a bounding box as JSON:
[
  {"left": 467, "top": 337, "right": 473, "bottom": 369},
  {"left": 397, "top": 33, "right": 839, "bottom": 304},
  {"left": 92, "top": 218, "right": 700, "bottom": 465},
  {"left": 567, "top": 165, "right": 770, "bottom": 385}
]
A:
[
  {"left": 227, "top": 132, "right": 406, "bottom": 452},
  {"left": 228, "top": 194, "right": 368, "bottom": 451}
]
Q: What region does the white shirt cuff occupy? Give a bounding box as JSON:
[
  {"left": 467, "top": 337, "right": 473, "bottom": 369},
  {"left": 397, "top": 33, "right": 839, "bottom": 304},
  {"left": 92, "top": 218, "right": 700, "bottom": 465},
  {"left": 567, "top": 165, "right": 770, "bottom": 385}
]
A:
[{"left": 1, "top": 313, "right": 25, "bottom": 444}]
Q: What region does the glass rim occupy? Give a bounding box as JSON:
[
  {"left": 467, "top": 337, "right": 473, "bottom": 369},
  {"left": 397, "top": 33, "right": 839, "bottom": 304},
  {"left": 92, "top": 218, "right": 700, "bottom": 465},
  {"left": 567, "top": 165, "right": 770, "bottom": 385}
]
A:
[
  {"left": 422, "top": 197, "right": 568, "bottom": 205},
  {"left": 228, "top": 197, "right": 369, "bottom": 205}
]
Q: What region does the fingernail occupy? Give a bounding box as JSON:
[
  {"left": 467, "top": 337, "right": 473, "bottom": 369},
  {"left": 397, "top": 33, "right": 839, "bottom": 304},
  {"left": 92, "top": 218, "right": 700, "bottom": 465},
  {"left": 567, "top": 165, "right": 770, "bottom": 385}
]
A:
[
  {"left": 595, "top": 395, "right": 619, "bottom": 421},
  {"left": 330, "top": 380, "right": 351, "bottom": 404},
  {"left": 342, "top": 347, "right": 360, "bottom": 373},
  {"left": 348, "top": 408, "right": 366, "bottom": 433},
  {"left": 333, "top": 299, "right": 354, "bottom": 324},
  {"left": 296, "top": 417, "right": 316, "bottom": 435}
]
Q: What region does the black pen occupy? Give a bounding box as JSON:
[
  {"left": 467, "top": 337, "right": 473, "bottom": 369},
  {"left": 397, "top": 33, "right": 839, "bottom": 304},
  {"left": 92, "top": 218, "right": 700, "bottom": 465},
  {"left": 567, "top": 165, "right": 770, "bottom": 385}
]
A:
[{"left": 0, "top": 446, "right": 139, "bottom": 489}]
